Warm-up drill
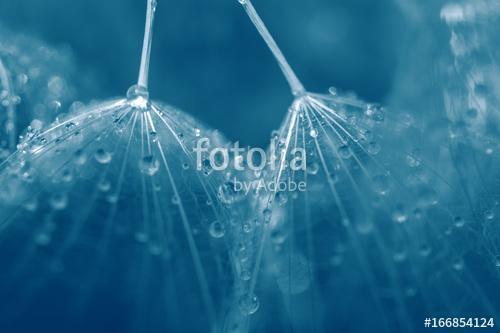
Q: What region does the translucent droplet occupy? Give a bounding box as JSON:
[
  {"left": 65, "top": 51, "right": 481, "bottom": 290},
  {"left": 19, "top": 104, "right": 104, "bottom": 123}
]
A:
[
  {"left": 392, "top": 206, "right": 407, "bottom": 223},
  {"left": 367, "top": 141, "right": 381, "bottom": 155},
  {"left": 454, "top": 216, "right": 465, "bottom": 228},
  {"left": 74, "top": 149, "right": 87, "bottom": 165},
  {"left": 494, "top": 256, "right": 500, "bottom": 268},
  {"left": 34, "top": 233, "right": 51, "bottom": 246},
  {"left": 419, "top": 244, "right": 432, "bottom": 257},
  {"left": 242, "top": 221, "right": 254, "bottom": 233},
  {"left": 47, "top": 76, "right": 65, "bottom": 95},
  {"left": 338, "top": 145, "right": 352, "bottom": 159},
  {"left": 49, "top": 193, "right": 68, "bottom": 210},
  {"left": 95, "top": 148, "right": 112, "bottom": 164},
  {"left": 202, "top": 159, "right": 213, "bottom": 175},
  {"left": 307, "top": 162, "right": 319, "bottom": 175},
  {"left": 98, "top": 179, "right": 111, "bottom": 192},
  {"left": 406, "top": 149, "right": 422, "bottom": 168},
  {"left": 209, "top": 220, "right": 225, "bottom": 238},
  {"left": 135, "top": 232, "right": 149, "bottom": 243},
  {"left": 240, "top": 269, "right": 252, "bottom": 281},
  {"left": 484, "top": 210, "right": 495, "bottom": 220},
  {"left": 262, "top": 208, "right": 272, "bottom": 224},
  {"left": 23, "top": 197, "right": 38, "bottom": 212},
  {"left": 127, "top": 84, "right": 149, "bottom": 110},
  {"left": 139, "top": 155, "right": 160, "bottom": 176},
  {"left": 150, "top": 131, "right": 158, "bottom": 142},
  {"left": 270, "top": 228, "right": 288, "bottom": 244},
  {"left": 452, "top": 258, "right": 464, "bottom": 271},
  {"left": 106, "top": 193, "right": 119, "bottom": 204},
  {"left": 309, "top": 129, "right": 318, "bottom": 138},
  {"left": 218, "top": 181, "right": 242, "bottom": 205},
  {"left": 417, "top": 188, "right": 438, "bottom": 208},
  {"left": 238, "top": 293, "right": 260, "bottom": 316},
  {"left": 275, "top": 192, "right": 288, "bottom": 206},
  {"left": 372, "top": 174, "right": 390, "bottom": 195}
]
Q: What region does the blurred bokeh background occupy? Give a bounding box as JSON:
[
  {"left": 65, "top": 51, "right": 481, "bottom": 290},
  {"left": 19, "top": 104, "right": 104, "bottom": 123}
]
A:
[{"left": 0, "top": 0, "right": 408, "bottom": 146}]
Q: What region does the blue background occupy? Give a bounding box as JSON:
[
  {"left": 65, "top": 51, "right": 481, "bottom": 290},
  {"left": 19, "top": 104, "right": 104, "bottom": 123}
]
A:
[{"left": 0, "top": 0, "right": 406, "bottom": 147}]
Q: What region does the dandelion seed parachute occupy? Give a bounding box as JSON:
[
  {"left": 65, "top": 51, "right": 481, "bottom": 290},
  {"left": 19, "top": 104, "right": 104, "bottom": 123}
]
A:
[
  {"left": 234, "top": 1, "right": 500, "bottom": 332},
  {"left": 0, "top": 1, "right": 244, "bottom": 332},
  {"left": 0, "top": 26, "right": 85, "bottom": 158}
]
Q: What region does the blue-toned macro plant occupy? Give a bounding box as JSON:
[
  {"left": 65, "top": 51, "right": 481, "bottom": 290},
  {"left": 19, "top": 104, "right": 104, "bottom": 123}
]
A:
[
  {"left": 0, "top": 1, "right": 250, "bottom": 332},
  {"left": 230, "top": 1, "right": 500, "bottom": 332}
]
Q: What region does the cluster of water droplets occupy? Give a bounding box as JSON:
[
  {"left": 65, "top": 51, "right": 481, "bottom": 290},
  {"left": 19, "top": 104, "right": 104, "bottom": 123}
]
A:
[{"left": 0, "top": 26, "right": 91, "bottom": 159}]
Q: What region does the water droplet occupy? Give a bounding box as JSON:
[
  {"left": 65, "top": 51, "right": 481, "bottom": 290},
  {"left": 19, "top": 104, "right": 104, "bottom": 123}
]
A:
[
  {"left": 95, "top": 148, "right": 112, "bottom": 164},
  {"left": 309, "top": 129, "right": 318, "bottom": 138},
  {"left": 454, "top": 216, "right": 465, "bottom": 228},
  {"left": 202, "top": 159, "right": 213, "bottom": 175},
  {"left": 417, "top": 188, "right": 438, "bottom": 208},
  {"left": 406, "top": 149, "right": 422, "bottom": 168},
  {"left": 263, "top": 208, "right": 272, "bottom": 224},
  {"left": 372, "top": 174, "right": 390, "bottom": 195},
  {"left": 60, "top": 168, "right": 73, "bottom": 183},
  {"left": 238, "top": 293, "right": 260, "bottom": 316},
  {"left": 367, "top": 141, "right": 381, "bottom": 155},
  {"left": 307, "top": 162, "right": 319, "bottom": 175},
  {"left": 135, "top": 232, "right": 149, "bottom": 243},
  {"left": 218, "top": 181, "right": 242, "bottom": 205},
  {"left": 328, "top": 87, "right": 337, "bottom": 95},
  {"left": 271, "top": 228, "right": 288, "bottom": 244},
  {"left": 23, "top": 197, "right": 38, "bottom": 212},
  {"left": 392, "top": 206, "right": 407, "bottom": 223},
  {"left": 17, "top": 73, "right": 29, "bottom": 87},
  {"left": 275, "top": 192, "right": 288, "bottom": 206},
  {"left": 127, "top": 84, "right": 150, "bottom": 110},
  {"left": 64, "top": 121, "right": 76, "bottom": 132},
  {"left": 338, "top": 145, "right": 352, "bottom": 159},
  {"left": 242, "top": 220, "right": 254, "bottom": 233},
  {"left": 452, "top": 258, "right": 464, "bottom": 271},
  {"left": 74, "top": 149, "right": 87, "bottom": 165},
  {"left": 49, "top": 193, "right": 68, "bottom": 210},
  {"left": 149, "top": 244, "right": 163, "bottom": 256},
  {"left": 494, "top": 256, "right": 500, "bottom": 268},
  {"left": 47, "top": 76, "right": 65, "bottom": 95},
  {"left": 107, "top": 193, "right": 119, "bottom": 204},
  {"left": 34, "top": 233, "right": 51, "bottom": 246},
  {"left": 98, "top": 179, "right": 111, "bottom": 192},
  {"left": 139, "top": 155, "right": 160, "bottom": 176},
  {"left": 209, "top": 221, "right": 225, "bottom": 238},
  {"left": 240, "top": 269, "right": 252, "bottom": 281},
  {"left": 419, "top": 244, "right": 432, "bottom": 257},
  {"left": 484, "top": 210, "right": 495, "bottom": 220},
  {"left": 150, "top": 131, "right": 158, "bottom": 142},
  {"left": 50, "top": 100, "right": 62, "bottom": 112}
]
